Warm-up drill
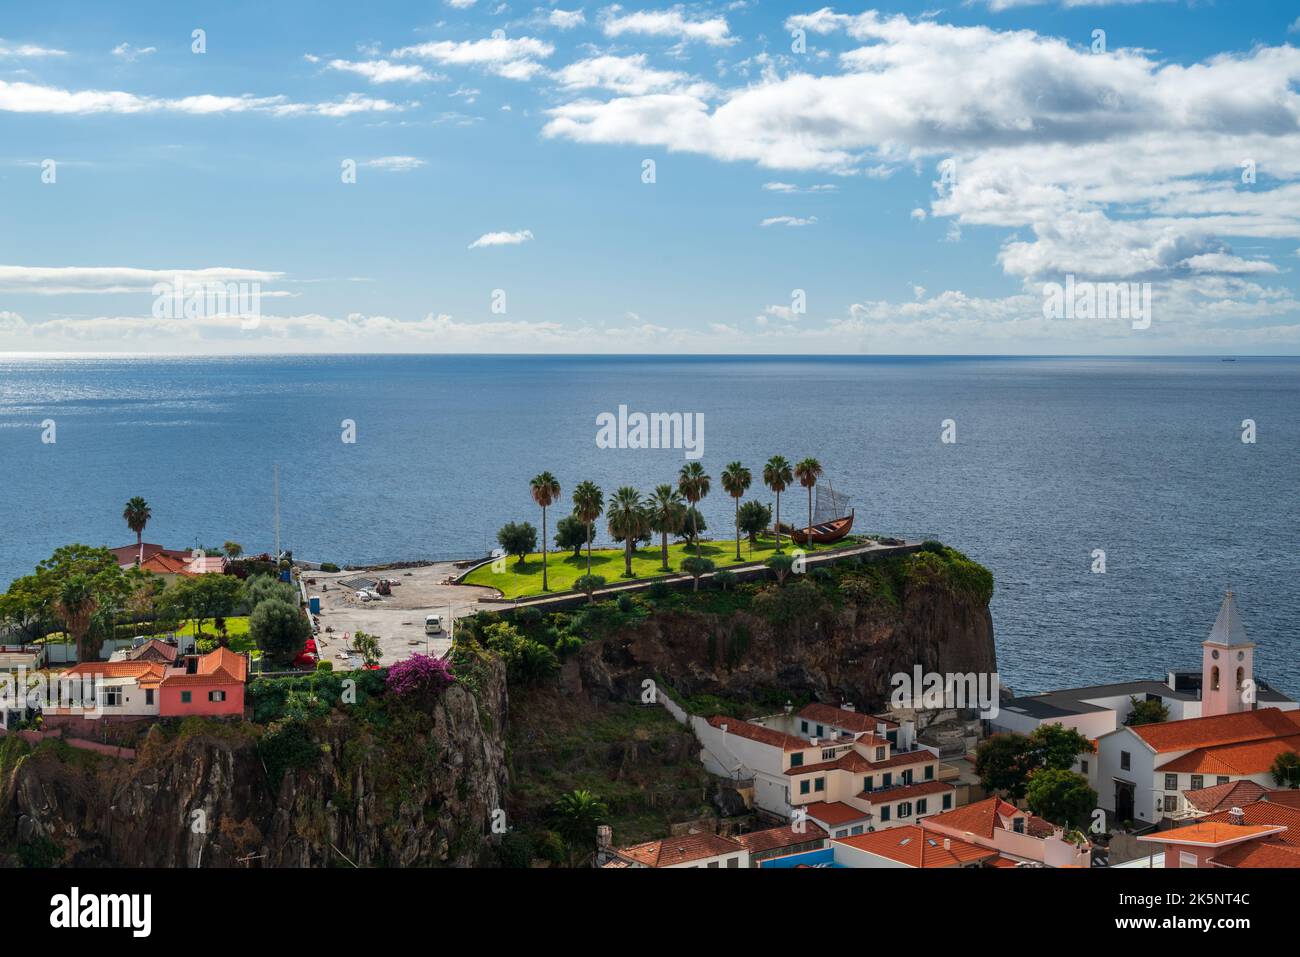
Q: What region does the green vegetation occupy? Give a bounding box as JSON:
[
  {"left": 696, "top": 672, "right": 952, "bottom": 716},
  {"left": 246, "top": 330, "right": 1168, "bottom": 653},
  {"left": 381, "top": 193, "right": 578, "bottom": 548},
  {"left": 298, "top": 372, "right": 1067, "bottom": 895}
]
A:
[
  {"left": 249, "top": 597, "right": 310, "bottom": 666},
  {"left": 1125, "top": 696, "right": 1170, "bottom": 726},
  {"left": 1271, "top": 751, "right": 1300, "bottom": 789},
  {"left": 1026, "top": 769, "right": 1097, "bottom": 829},
  {"left": 975, "top": 725, "right": 1096, "bottom": 800}
]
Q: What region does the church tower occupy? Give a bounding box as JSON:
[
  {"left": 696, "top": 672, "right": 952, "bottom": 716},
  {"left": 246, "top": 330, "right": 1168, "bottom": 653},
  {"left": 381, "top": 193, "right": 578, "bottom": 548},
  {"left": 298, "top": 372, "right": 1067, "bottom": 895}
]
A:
[{"left": 1201, "top": 591, "right": 1255, "bottom": 717}]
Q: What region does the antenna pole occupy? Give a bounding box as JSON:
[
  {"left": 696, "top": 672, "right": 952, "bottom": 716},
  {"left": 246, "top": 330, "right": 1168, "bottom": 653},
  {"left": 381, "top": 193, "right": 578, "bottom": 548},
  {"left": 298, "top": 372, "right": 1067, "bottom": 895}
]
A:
[{"left": 274, "top": 464, "right": 281, "bottom": 560}]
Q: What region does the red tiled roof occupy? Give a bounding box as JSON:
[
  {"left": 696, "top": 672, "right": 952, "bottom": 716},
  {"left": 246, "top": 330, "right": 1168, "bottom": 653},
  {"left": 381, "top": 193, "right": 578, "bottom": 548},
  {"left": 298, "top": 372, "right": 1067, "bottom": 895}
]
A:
[
  {"left": 1200, "top": 800, "right": 1300, "bottom": 844},
  {"left": 833, "top": 825, "right": 995, "bottom": 868},
  {"left": 1142, "top": 822, "right": 1284, "bottom": 847},
  {"left": 1264, "top": 790, "right": 1300, "bottom": 809},
  {"left": 139, "top": 552, "right": 197, "bottom": 576},
  {"left": 1129, "top": 708, "right": 1300, "bottom": 753},
  {"left": 786, "top": 747, "right": 936, "bottom": 777},
  {"left": 61, "top": 661, "right": 167, "bottom": 687},
  {"left": 617, "top": 832, "right": 745, "bottom": 867},
  {"left": 801, "top": 801, "right": 871, "bottom": 826},
  {"left": 1160, "top": 734, "right": 1300, "bottom": 776},
  {"left": 1182, "top": 780, "right": 1268, "bottom": 813},
  {"left": 127, "top": 639, "right": 179, "bottom": 663},
  {"left": 733, "top": 822, "right": 827, "bottom": 854},
  {"left": 923, "top": 795, "right": 1057, "bottom": 841},
  {"left": 799, "top": 702, "right": 896, "bottom": 734},
  {"left": 708, "top": 715, "right": 809, "bottom": 752},
  {"left": 1211, "top": 839, "right": 1300, "bottom": 868},
  {"left": 861, "top": 780, "right": 953, "bottom": 804},
  {"left": 161, "top": 648, "right": 249, "bottom": 688}
]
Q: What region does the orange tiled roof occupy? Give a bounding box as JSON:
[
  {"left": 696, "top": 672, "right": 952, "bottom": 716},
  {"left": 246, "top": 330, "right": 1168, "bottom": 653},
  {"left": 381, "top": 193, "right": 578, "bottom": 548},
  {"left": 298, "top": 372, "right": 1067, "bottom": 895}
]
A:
[
  {"left": 1130, "top": 707, "right": 1300, "bottom": 753},
  {"left": 786, "top": 746, "right": 936, "bottom": 777},
  {"left": 922, "top": 795, "right": 1057, "bottom": 840},
  {"left": 61, "top": 661, "right": 167, "bottom": 687},
  {"left": 1200, "top": 800, "right": 1300, "bottom": 844},
  {"left": 1264, "top": 790, "right": 1300, "bottom": 810},
  {"left": 799, "top": 702, "right": 896, "bottom": 734},
  {"left": 1160, "top": 734, "right": 1300, "bottom": 776},
  {"left": 139, "top": 552, "right": 197, "bottom": 576},
  {"left": 708, "top": 715, "right": 809, "bottom": 752},
  {"left": 127, "top": 638, "right": 179, "bottom": 663},
  {"left": 1141, "top": 822, "right": 1284, "bottom": 847},
  {"left": 617, "top": 832, "right": 744, "bottom": 867},
  {"left": 833, "top": 825, "right": 995, "bottom": 868},
  {"left": 861, "top": 780, "right": 953, "bottom": 804},
  {"left": 161, "top": 648, "right": 249, "bottom": 687},
  {"left": 801, "top": 801, "right": 872, "bottom": 826},
  {"left": 1211, "top": 839, "right": 1300, "bottom": 868},
  {"left": 733, "top": 822, "right": 827, "bottom": 854}
]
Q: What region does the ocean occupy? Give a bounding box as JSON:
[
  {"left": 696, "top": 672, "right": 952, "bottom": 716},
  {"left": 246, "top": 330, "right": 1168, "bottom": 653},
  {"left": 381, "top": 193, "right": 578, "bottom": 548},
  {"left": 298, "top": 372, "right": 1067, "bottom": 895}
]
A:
[{"left": 1, "top": 353, "right": 1296, "bottom": 696}]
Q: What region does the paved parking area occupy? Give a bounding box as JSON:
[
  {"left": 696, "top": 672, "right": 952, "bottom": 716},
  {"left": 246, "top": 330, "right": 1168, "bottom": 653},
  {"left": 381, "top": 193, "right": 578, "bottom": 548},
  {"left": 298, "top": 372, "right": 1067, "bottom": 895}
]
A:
[{"left": 302, "top": 562, "right": 498, "bottom": 668}]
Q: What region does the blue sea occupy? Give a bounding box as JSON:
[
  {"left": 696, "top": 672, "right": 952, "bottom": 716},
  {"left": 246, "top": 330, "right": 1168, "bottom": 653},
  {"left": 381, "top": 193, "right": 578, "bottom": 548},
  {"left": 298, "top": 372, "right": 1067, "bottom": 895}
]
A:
[{"left": 1, "top": 354, "right": 1296, "bottom": 697}]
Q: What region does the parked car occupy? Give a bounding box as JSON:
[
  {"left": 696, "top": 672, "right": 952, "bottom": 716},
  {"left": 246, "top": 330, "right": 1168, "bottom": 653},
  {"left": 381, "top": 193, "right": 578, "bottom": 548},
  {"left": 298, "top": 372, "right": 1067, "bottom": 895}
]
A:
[{"left": 425, "top": 615, "right": 443, "bottom": 635}]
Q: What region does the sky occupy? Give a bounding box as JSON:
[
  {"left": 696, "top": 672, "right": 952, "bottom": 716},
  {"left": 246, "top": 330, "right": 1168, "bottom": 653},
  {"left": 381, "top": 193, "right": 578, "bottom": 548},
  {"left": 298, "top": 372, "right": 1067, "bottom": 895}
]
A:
[{"left": 2, "top": 1, "right": 1300, "bottom": 355}]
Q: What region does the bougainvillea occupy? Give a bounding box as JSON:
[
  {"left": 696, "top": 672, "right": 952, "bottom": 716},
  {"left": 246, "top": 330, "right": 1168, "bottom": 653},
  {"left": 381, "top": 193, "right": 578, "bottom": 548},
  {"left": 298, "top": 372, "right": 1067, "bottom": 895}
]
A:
[{"left": 385, "top": 654, "right": 455, "bottom": 699}]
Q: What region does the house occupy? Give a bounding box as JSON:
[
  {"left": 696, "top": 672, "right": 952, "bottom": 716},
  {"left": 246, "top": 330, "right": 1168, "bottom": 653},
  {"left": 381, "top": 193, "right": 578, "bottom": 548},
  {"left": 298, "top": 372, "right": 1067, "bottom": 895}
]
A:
[
  {"left": 604, "top": 832, "right": 750, "bottom": 869},
  {"left": 1137, "top": 808, "right": 1297, "bottom": 868},
  {"left": 993, "top": 592, "right": 1295, "bottom": 741},
  {"left": 1094, "top": 706, "right": 1300, "bottom": 825},
  {"left": 121, "top": 638, "right": 180, "bottom": 665},
  {"left": 47, "top": 647, "right": 248, "bottom": 720},
  {"left": 831, "top": 825, "right": 999, "bottom": 869},
  {"left": 110, "top": 543, "right": 189, "bottom": 568},
  {"left": 1178, "top": 780, "right": 1269, "bottom": 819},
  {"left": 695, "top": 701, "right": 956, "bottom": 829},
  {"left": 733, "top": 822, "right": 828, "bottom": 867},
  {"left": 113, "top": 544, "right": 228, "bottom": 582},
  {"left": 920, "top": 795, "right": 1092, "bottom": 867}
]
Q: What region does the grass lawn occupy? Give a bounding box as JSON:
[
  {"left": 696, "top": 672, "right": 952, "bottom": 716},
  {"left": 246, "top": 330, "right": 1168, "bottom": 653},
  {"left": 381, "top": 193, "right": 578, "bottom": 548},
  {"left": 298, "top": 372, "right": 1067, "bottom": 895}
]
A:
[{"left": 464, "top": 534, "right": 831, "bottom": 599}]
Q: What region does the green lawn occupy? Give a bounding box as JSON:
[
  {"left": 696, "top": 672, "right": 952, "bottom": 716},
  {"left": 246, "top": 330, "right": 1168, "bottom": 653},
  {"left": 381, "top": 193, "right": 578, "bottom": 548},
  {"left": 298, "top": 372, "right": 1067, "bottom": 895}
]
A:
[{"left": 464, "top": 534, "right": 827, "bottom": 599}]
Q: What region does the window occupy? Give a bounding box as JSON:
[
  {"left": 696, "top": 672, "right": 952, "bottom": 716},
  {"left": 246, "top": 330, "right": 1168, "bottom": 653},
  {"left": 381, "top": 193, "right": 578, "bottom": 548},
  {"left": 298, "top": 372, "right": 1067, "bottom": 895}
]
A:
[
  {"left": 726, "top": 857, "right": 739, "bottom": 868},
  {"left": 816, "top": 724, "right": 824, "bottom": 737},
  {"left": 101, "top": 687, "right": 122, "bottom": 707},
  {"left": 814, "top": 777, "right": 825, "bottom": 793},
  {"left": 1217, "top": 776, "right": 1230, "bottom": 786},
  {"left": 821, "top": 749, "right": 837, "bottom": 760},
  {"left": 917, "top": 798, "right": 928, "bottom": 815},
  {"left": 924, "top": 765, "right": 934, "bottom": 780},
  {"left": 863, "top": 776, "right": 872, "bottom": 792},
  {"left": 1164, "top": 774, "right": 1177, "bottom": 791},
  {"left": 942, "top": 793, "right": 952, "bottom": 810},
  {"left": 209, "top": 690, "right": 226, "bottom": 703},
  {"left": 898, "top": 802, "right": 912, "bottom": 818},
  {"left": 1211, "top": 666, "right": 1220, "bottom": 691},
  {"left": 874, "top": 747, "right": 885, "bottom": 761},
  {"left": 799, "top": 780, "right": 810, "bottom": 795},
  {"left": 879, "top": 806, "right": 891, "bottom": 822},
  {"left": 1012, "top": 818, "right": 1025, "bottom": 834},
  {"left": 835, "top": 829, "right": 847, "bottom": 838},
  {"left": 1236, "top": 667, "right": 1244, "bottom": 690},
  {"left": 1179, "top": 851, "right": 1198, "bottom": 869},
  {"left": 789, "top": 753, "right": 803, "bottom": 768},
  {"left": 1164, "top": 795, "right": 1177, "bottom": 812},
  {"left": 180, "top": 691, "right": 192, "bottom": 704},
  {"left": 1080, "top": 759, "right": 1089, "bottom": 774},
  {"left": 801, "top": 720, "right": 809, "bottom": 734},
  {"left": 850, "top": 825, "right": 863, "bottom": 836},
  {"left": 902, "top": 769, "right": 913, "bottom": 785},
  {"left": 145, "top": 689, "right": 154, "bottom": 706},
  {"left": 707, "top": 861, "right": 719, "bottom": 868},
  {"left": 1120, "top": 751, "right": 1131, "bottom": 771},
  {"left": 882, "top": 773, "right": 892, "bottom": 788},
  {"left": 1190, "top": 775, "right": 1203, "bottom": 791}
]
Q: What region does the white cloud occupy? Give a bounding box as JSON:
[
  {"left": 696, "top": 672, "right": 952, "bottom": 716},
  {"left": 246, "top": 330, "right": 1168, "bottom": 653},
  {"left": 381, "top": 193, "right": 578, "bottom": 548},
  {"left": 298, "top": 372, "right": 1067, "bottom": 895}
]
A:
[
  {"left": 468, "top": 229, "right": 535, "bottom": 249},
  {"left": 0, "top": 265, "right": 284, "bottom": 295},
  {"left": 599, "top": 5, "right": 735, "bottom": 46},
  {"left": 549, "top": 9, "right": 587, "bottom": 29},
  {"left": 552, "top": 54, "right": 705, "bottom": 95},
  {"left": 0, "top": 79, "right": 408, "bottom": 117},
  {"left": 392, "top": 35, "right": 554, "bottom": 80},
  {"left": 111, "top": 43, "right": 156, "bottom": 61},
  {"left": 759, "top": 215, "right": 816, "bottom": 227},
  {"left": 326, "top": 58, "right": 441, "bottom": 83},
  {"left": 762, "top": 181, "right": 837, "bottom": 193},
  {"left": 362, "top": 156, "right": 426, "bottom": 172},
  {"left": 0, "top": 39, "right": 65, "bottom": 58}
]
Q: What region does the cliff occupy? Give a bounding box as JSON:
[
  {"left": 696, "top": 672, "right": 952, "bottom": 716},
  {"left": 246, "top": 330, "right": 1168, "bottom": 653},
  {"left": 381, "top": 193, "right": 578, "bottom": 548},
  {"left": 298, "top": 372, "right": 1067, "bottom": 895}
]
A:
[{"left": 0, "top": 660, "right": 508, "bottom": 868}]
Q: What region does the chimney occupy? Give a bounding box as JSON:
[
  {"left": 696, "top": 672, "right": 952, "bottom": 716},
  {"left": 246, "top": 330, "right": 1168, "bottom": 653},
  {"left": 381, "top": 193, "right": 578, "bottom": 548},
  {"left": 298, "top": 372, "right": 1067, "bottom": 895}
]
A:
[
  {"left": 720, "top": 723, "right": 728, "bottom": 734},
  {"left": 841, "top": 702, "right": 856, "bottom": 713},
  {"left": 943, "top": 838, "right": 951, "bottom": 851},
  {"left": 1228, "top": 807, "right": 1245, "bottom": 826},
  {"left": 809, "top": 737, "right": 818, "bottom": 746},
  {"left": 597, "top": 825, "right": 612, "bottom": 849}
]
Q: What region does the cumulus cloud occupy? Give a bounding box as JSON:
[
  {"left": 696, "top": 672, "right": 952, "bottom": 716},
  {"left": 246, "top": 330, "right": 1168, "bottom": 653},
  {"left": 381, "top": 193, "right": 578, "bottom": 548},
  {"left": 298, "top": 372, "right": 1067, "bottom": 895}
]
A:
[
  {"left": 0, "top": 39, "right": 65, "bottom": 57},
  {"left": 599, "top": 5, "right": 735, "bottom": 46},
  {"left": 392, "top": 35, "right": 554, "bottom": 81},
  {"left": 548, "top": 9, "right": 587, "bottom": 29},
  {"left": 468, "top": 229, "right": 535, "bottom": 249},
  {"left": 325, "top": 58, "right": 442, "bottom": 83},
  {"left": 362, "top": 156, "right": 426, "bottom": 172},
  {"left": 552, "top": 54, "right": 707, "bottom": 95},
  {"left": 111, "top": 43, "right": 156, "bottom": 61}
]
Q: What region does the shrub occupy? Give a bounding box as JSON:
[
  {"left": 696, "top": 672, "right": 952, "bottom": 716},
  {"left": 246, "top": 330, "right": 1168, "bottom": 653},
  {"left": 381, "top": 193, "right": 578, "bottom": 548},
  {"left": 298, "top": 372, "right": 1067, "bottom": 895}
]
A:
[
  {"left": 498, "top": 830, "right": 535, "bottom": 868},
  {"left": 316, "top": 660, "right": 334, "bottom": 672},
  {"left": 249, "top": 598, "right": 310, "bottom": 665},
  {"left": 616, "top": 594, "right": 635, "bottom": 613},
  {"left": 497, "top": 521, "right": 538, "bottom": 566},
  {"left": 713, "top": 569, "right": 737, "bottom": 591},
  {"left": 386, "top": 654, "right": 455, "bottom": 700},
  {"left": 319, "top": 562, "right": 340, "bottom": 573}
]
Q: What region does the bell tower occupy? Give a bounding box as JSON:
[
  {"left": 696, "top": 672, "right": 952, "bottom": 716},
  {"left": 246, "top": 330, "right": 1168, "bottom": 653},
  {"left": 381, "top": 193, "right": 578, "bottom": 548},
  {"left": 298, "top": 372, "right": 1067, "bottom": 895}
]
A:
[{"left": 1201, "top": 591, "right": 1254, "bottom": 717}]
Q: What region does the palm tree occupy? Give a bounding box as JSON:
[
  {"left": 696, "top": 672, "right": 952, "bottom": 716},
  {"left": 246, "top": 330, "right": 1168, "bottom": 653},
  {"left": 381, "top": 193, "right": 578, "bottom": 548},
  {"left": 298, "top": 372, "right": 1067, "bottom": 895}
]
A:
[
  {"left": 606, "top": 486, "right": 648, "bottom": 577},
  {"left": 56, "top": 574, "right": 98, "bottom": 664},
  {"left": 123, "top": 497, "right": 151, "bottom": 565},
  {"left": 677, "top": 462, "right": 711, "bottom": 560},
  {"left": 794, "top": 457, "right": 823, "bottom": 550},
  {"left": 720, "top": 462, "right": 752, "bottom": 562},
  {"left": 551, "top": 789, "right": 610, "bottom": 867},
  {"left": 571, "top": 481, "right": 604, "bottom": 575},
  {"left": 763, "top": 456, "right": 794, "bottom": 552},
  {"left": 530, "top": 472, "right": 561, "bottom": 591},
  {"left": 647, "top": 484, "right": 686, "bottom": 571}
]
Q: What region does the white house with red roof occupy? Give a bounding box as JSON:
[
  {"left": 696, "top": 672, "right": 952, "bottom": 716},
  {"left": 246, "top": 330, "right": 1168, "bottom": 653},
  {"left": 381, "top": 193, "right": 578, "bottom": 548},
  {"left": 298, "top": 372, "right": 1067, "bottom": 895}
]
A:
[
  {"left": 1094, "top": 706, "right": 1300, "bottom": 825},
  {"left": 1137, "top": 806, "right": 1299, "bottom": 869},
  {"left": 604, "top": 832, "right": 750, "bottom": 869},
  {"left": 920, "top": 794, "right": 1092, "bottom": 867},
  {"left": 694, "top": 701, "right": 956, "bottom": 834},
  {"left": 47, "top": 647, "right": 249, "bottom": 721},
  {"left": 832, "top": 824, "right": 999, "bottom": 869}
]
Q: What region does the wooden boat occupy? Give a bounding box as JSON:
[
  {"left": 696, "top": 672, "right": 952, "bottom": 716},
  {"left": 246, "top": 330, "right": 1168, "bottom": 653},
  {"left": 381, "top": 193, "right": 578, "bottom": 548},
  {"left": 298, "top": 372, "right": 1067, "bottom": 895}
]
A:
[{"left": 786, "top": 509, "right": 854, "bottom": 545}]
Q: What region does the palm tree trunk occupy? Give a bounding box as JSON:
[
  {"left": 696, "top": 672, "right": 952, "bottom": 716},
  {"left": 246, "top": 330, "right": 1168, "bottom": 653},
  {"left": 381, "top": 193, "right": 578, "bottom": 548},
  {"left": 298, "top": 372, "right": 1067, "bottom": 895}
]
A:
[
  {"left": 586, "top": 522, "right": 593, "bottom": 575},
  {"left": 661, "top": 531, "right": 669, "bottom": 571},
  {"left": 137, "top": 530, "right": 143, "bottom": 566},
  {"left": 541, "top": 507, "right": 548, "bottom": 591},
  {"left": 775, "top": 492, "right": 782, "bottom": 551},
  {"left": 808, "top": 486, "right": 814, "bottom": 552},
  {"left": 734, "top": 497, "right": 741, "bottom": 561},
  {"left": 692, "top": 505, "right": 700, "bottom": 560},
  {"left": 625, "top": 539, "right": 633, "bottom": 577}
]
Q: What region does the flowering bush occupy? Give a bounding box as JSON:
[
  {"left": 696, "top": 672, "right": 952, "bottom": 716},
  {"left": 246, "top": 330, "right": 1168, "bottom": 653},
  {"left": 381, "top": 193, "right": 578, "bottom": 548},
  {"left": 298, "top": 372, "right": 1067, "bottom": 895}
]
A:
[{"left": 385, "top": 654, "right": 455, "bottom": 699}]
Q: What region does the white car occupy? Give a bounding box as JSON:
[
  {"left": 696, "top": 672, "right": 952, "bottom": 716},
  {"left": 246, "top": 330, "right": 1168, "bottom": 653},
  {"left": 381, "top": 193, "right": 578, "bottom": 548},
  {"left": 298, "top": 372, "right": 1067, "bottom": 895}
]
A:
[
  {"left": 425, "top": 615, "right": 443, "bottom": 635},
  {"left": 356, "top": 590, "right": 372, "bottom": 602}
]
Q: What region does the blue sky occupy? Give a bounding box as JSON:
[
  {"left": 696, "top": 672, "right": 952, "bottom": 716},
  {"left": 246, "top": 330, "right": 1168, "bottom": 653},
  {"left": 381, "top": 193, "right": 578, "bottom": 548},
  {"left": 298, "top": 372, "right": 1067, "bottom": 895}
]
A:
[{"left": 2, "top": 1, "right": 1300, "bottom": 354}]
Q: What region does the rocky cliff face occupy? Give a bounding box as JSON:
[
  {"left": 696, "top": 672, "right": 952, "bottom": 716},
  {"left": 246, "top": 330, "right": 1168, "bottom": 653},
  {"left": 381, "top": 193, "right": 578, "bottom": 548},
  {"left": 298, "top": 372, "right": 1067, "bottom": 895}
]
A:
[
  {"left": 578, "top": 572, "right": 996, "bottom": 712},
  {"left": 0, "top": 661, "right": 508, "bottom": 868}
]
